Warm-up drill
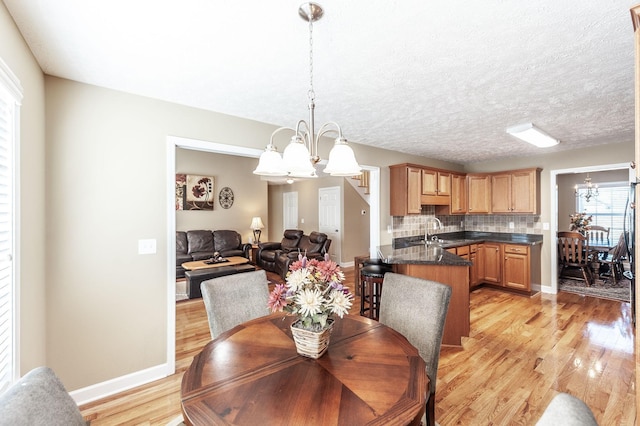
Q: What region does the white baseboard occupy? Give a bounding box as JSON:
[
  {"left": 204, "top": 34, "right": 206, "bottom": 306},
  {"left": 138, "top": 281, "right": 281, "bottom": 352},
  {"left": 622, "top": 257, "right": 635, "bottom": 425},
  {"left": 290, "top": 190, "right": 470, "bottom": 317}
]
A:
[
  {"left": 70, "top": 363, "right": 173, "bottom": 405},
  {"left": 340, "top": 261, "right": 355, "bottom": 268}
]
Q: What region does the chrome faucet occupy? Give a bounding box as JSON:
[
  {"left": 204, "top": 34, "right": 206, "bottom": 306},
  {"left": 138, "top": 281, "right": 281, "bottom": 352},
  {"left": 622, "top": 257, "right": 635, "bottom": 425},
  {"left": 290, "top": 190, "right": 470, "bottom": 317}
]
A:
[{"left": 425, "top": 217, "right": 443, "bottom": 242}]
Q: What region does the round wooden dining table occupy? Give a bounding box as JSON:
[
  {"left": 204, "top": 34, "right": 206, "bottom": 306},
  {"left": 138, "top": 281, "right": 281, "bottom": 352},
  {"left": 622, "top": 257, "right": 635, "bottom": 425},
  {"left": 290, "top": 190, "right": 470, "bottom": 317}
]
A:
[{"left": 181, "top": 313, "right": 428, "bottom": 426}]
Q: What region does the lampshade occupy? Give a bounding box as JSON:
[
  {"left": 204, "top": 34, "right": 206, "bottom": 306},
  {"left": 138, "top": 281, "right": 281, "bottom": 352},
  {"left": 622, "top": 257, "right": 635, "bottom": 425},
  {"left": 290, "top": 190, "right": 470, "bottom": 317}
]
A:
[
  {"left": 506, "top": 123, "right": 559, "bottom": 148},
  {"left": 323, "top": 138, "right": 362, "bottom": 176},
  {"left": 253, "top": 144, "right": 287, "bottom": 176},
  {"left": 282, "top": 136, "right": 316, "bottom": 177},
  {"left": 250, "top": 217, "right": 265, "bottom": 230}
]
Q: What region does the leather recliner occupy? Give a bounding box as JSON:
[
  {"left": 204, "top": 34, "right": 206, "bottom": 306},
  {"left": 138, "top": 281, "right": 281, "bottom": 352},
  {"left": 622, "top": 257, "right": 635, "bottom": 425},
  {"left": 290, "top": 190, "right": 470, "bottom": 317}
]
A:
[{"left": 257, "top": 229, "right": 331, "bottom": 279}]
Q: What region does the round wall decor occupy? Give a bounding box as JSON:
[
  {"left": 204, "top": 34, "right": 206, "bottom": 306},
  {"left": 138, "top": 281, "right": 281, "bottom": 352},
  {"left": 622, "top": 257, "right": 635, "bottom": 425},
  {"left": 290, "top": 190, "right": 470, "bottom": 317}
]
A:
[{"left": 218, "top": 187, "right": 234, "bottom": 209}]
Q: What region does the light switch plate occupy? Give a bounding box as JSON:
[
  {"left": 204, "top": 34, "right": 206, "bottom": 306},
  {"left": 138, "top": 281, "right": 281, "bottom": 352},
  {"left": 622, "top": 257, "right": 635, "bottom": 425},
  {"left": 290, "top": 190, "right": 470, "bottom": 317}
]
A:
[{"left": 138, "top": 239, "right": 157, "bottom": 254}]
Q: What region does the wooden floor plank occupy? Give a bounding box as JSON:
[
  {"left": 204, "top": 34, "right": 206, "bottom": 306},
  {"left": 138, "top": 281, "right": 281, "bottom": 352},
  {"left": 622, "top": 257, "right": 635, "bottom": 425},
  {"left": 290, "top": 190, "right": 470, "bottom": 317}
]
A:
[{"left": 79, "top": 269, "right": 636, "bottom": 425}]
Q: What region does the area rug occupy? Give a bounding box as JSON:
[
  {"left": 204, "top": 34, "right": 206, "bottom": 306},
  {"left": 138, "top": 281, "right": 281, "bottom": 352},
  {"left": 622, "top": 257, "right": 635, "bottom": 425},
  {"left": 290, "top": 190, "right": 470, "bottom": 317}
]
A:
[{"left": 559, "top": 272, "right": 631, "bottom": 303}]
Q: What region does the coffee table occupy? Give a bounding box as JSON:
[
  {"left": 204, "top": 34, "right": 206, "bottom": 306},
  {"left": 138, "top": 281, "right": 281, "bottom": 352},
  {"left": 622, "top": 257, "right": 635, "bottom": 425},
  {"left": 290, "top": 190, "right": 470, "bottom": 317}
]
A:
[
  {"left": 182, "top": 256, "right": 250, "bottom": 271},
  {"left": 181, "top": 256, "right": 255, "bottom": 299}
]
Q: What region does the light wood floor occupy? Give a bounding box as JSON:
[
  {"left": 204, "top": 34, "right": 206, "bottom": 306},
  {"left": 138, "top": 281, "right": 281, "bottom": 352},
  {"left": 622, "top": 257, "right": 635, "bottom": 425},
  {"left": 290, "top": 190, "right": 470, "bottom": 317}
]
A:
[{"left": 79, "top": 268, "right": 636, "bottom": 425}]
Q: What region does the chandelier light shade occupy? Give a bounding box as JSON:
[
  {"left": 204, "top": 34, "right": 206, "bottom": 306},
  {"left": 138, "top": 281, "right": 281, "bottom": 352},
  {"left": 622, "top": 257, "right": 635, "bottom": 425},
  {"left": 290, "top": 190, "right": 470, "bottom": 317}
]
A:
[
  {"left": 575, "top": 174, "right": 599, "bottom": 202},
  {"left": 253, "top": 2, "right": 362, "bottom": 178},
  {"left": 250, "top": 216, "right": 265, "bottom": 244},
  {"left": 506, "top": 123, "right": 559, "bottom": 148}
]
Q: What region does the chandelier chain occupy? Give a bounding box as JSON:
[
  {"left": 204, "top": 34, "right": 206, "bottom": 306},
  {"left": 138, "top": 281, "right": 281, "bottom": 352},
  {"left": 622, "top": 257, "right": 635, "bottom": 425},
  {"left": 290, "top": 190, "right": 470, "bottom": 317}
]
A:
[{"left": 308, "top": 18, "right": 315, "bottom": 102}]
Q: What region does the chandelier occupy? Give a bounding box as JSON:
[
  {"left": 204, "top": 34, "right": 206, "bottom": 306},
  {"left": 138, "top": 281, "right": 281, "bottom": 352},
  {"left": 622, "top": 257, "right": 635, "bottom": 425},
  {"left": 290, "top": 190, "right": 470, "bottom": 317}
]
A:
[
  {"left": 574, "top": 173, "right": 599, "bottom": 202},
  {"left": 253, "top": 3, "right": 362, "bottom": 178}
]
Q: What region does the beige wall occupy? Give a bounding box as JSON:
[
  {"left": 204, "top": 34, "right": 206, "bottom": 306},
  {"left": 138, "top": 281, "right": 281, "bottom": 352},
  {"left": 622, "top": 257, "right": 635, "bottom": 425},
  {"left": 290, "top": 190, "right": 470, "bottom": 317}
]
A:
[
  {"left": 176, "top": 149, "right": 267, "bottom": 243},
  {"left": 0, "top": 3, "right": 47, "bottom": 375}
]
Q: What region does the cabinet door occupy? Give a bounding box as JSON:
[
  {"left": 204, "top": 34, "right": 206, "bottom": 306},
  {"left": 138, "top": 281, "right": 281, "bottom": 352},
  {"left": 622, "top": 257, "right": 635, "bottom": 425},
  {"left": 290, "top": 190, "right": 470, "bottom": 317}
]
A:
[
  {"left": 503, "top": 253, "right": 530, "bottom": 290},
  {"left": 482, "top": 243, "right": 502, "bottom": 284},
  {"left": 503, "top": 244, "right": 530, "bottom": 290},
  {"left": 450, "top": 173, "right": 467, "bottom": 214},
  {"left": 437, "top": 172, "right": 451, "bottom": 196},
  {"left": 511, "top": 169, "right": 537, "bottom": 213},
  {"left": 467, "top": 175, "right": 491, "bottom": 214},
  {"left": 407, "top": 167, "right": 422, "bottom": 214},
  {"left": 491, "top": 173, "right": 511, "bottom": 213},
  {"left": 390, "top": 165, "right": 422, "bottom": 215},
  {"left": 421, "top": 169, "right": 437, "bottom": 196},
  {"left": 469, "top": 245, "right": 479, "bottom": 287}
]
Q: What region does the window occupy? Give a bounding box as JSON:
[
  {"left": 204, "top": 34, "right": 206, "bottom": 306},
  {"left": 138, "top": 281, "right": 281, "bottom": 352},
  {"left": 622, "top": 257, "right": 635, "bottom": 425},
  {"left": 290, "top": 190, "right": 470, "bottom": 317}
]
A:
[
  {"left": 0, "top": 57, "right": 20, "bottom": 393},
  {"left": 577, "top": 182, "right": 630, "bottom": 241}
]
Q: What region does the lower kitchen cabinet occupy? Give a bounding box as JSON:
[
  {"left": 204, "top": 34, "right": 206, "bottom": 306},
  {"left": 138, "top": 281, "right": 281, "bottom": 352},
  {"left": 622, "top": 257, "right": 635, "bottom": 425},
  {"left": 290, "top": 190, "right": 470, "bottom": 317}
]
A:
[{"left": 476, "top": 242, "right": 541, "bottom": 293}]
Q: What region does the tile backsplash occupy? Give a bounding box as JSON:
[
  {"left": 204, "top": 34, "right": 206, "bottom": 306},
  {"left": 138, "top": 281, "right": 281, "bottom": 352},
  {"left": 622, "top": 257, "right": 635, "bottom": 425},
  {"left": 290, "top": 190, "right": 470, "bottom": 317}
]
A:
[{"left": 391, "top": 206, "right": 543, "bottom": 239}]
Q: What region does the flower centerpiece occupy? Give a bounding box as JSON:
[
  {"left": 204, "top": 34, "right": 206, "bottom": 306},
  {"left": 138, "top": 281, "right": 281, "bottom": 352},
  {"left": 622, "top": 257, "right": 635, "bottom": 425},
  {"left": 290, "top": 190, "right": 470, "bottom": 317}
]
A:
[
  {"left": 569, "top": 212, "right": 592, "bottom": 233},
  {"left": 267, "top": 253, "right": 353, "bottom": 358}
]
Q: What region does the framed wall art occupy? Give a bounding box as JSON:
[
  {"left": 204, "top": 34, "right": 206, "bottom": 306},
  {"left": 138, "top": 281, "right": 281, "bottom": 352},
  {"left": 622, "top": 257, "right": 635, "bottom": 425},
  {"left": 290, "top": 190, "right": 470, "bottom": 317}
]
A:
[{"left": 176, "top": 174, "right": 215, "bottom": 210}]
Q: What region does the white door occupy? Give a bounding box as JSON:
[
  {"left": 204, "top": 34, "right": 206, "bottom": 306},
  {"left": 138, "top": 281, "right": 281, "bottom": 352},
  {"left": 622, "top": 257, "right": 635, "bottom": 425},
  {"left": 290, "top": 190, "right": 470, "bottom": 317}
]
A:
[
  {"left": 319, "top": 187, "right": 341, "bottom": 263},
  {"left": 283, "top": 191, "right": 298, "bottom": 230}
]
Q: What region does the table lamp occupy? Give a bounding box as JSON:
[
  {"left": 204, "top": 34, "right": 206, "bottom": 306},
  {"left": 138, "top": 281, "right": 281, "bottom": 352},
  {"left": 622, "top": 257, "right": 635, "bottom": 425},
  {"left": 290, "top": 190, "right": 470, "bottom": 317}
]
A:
[{"left": 250, "top": 217, "right": 265, "bottom": 244}]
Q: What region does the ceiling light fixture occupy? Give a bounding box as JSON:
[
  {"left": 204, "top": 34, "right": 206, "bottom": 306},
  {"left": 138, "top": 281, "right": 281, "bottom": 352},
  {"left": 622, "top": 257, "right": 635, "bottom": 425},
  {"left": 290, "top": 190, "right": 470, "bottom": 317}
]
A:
[
  {"left": 575, "top": 173, "right": 599, "bottom": 202},
  {"left": 253, "top": 2, "right": 362, "bottom": 178},
  {"left": 506, "top": 123, "right": 559, "bottom": 148}
]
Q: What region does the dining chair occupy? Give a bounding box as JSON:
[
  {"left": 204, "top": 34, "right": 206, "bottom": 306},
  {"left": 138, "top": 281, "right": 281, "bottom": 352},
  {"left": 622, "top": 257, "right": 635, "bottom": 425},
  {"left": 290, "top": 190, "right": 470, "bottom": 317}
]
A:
[
  {"left": 535, "top": 393, "right": 598, "bottom": 425},
  {"left": 599, "top": 232, "right": 627, "bottom": 284},
  {"left": 586, "top": 225, "right": 610, "bottom": 244},
  {"left": 557, "top": 231, "right": 595, "bottom": 286},
  {"left": 201, "top": 270, "right": 271, "bottom": 339},
  {"left": 378, "top": 272, "right": 452, "bottom": 426}
]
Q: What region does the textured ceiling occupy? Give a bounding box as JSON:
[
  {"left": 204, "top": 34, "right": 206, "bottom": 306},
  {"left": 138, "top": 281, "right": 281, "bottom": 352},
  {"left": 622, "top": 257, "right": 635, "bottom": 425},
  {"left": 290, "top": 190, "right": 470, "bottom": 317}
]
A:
[{"left": 3, "top": 0, "right": 638, "bottom": 164}]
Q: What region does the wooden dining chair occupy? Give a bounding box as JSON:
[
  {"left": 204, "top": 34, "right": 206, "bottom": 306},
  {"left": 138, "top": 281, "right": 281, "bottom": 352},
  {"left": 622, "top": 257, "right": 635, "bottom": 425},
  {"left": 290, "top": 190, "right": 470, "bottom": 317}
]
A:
[
  {"left": 557, "top": 231, "right": 595, "bottom": 286},
  {"left": 599, "top": 232, "right": 627, "bottom": 284},
  {"left": 586, "top": 225, "right": 610, "bottom": 244},
  {"left": 200, "top": 270, "right": 271, "bottom": 339},
  {"left": 378, "top": 272, "right": 452, "bottom": 426}
]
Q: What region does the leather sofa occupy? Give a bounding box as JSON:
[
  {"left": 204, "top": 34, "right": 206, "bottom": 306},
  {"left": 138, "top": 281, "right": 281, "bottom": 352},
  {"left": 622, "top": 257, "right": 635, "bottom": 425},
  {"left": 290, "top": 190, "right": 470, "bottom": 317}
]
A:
[
  {"left": 257, "top": 229, "right": 331, "bottom": 279},
  {"left": 176, "top": 230, "right": 251, "bottom": 278}
]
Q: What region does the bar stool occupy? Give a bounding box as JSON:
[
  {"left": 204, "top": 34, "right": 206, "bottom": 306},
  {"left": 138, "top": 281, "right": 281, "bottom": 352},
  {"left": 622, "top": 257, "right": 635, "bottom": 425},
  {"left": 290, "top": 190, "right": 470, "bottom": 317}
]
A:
[{"left": 360, "top": 263, "right": 392, "bottom": 321}]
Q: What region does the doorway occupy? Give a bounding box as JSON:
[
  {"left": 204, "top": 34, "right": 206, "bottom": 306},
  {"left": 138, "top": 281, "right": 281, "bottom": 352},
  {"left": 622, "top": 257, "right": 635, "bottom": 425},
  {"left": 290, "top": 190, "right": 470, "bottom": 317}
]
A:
[
  {"left": 549, "top": 162, "right": 631, "bottom": 295},
  {"left": 165, "top": 135, "right": 381, "bottom": 372},
  {"left": 318, "top": 186, "right": 341, "bottom": 263}
]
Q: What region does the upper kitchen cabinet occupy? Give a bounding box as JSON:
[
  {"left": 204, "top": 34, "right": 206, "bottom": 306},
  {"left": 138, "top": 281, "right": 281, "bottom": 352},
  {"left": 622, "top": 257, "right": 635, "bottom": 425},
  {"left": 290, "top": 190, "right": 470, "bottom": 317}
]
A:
[
  {"left": 449, "top": 173, "right": 467, "bottom": 214},
  {"left": 491, "top": 168, "right": 541, "bottom": 214},
  {"left": 466, "top": 174, "right": 491, "bottom": 214},
  {"left": 421, "top": 169, "right": 450, "bottom": 206},
  {"left": 390, "top": 164, "right": 422, "bottom": 215}
]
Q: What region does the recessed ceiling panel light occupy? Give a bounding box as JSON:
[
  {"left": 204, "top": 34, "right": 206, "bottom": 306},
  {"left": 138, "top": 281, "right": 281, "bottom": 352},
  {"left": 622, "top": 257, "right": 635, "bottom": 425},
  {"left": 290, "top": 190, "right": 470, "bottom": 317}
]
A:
[{"left": 506, "top": 123, "right": 559, "bottom": 148}]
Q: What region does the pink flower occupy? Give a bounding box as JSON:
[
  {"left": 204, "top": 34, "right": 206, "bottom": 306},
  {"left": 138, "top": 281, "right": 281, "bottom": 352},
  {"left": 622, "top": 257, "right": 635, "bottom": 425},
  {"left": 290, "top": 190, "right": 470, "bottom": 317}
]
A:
[{"left": 267, "top": 284, "right": 288, "bottom": 312}]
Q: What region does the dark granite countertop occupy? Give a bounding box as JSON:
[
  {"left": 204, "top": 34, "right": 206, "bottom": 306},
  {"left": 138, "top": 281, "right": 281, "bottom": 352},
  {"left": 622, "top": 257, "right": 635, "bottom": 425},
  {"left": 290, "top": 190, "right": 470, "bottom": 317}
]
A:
[
  {"left": 377, "top": 243, "right": 472, "bottom": 266},
  {"left": 377, "top": 232, "right": 543, "bottom": 266}
]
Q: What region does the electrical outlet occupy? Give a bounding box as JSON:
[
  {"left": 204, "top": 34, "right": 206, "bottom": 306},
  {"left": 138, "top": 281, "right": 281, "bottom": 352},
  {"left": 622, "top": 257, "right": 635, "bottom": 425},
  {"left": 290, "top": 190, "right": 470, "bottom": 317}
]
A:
[
  {"left": 508, "top": 222, "right": 515, "bottom": 229},
  {"left": 543, "top": 222, "right": 550, "bottom": 230}
]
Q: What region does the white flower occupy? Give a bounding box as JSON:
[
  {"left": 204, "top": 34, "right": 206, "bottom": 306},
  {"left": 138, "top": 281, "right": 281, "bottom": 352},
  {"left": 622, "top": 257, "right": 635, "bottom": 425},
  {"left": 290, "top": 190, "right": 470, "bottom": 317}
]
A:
[
  {"left": 286, "top": 268, "right": 311, "bottom": 293},
  {"left": 328, "top": 291, "right": 353, "bottom": 318},
  {"left": 295, "top": 288, "right": 325, "bottom": 317}
]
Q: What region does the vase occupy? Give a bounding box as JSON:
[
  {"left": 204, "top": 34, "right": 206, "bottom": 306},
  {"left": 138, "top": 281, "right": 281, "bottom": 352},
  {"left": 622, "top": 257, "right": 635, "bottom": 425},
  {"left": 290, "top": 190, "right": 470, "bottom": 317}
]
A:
[{"left": 290, "top": 319, "right": 334, "bottom": 359}]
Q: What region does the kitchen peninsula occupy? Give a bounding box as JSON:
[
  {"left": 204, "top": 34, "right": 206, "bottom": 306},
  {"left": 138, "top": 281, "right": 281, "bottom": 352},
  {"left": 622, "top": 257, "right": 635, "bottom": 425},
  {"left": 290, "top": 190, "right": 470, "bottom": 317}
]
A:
[{"left": 377, "top": 232, "right": 543, "bottom": 347}]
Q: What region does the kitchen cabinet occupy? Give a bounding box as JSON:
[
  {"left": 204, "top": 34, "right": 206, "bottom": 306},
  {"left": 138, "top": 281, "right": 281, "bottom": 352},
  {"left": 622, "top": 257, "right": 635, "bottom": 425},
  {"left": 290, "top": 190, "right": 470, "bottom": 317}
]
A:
[
  {"left": 491, "top": 168, "right": 541, "bottom": 214},
  {"left": 467, "top": 174, "right": 491, "bottom": 214},
  {"left": 421, "top": 169, "right": 450, "bottom": 205},
  {"left": 390, "top": 164, "right": 422, "bottom": 215},
  {"left": 469, "top": 244, "right": 480, "bottom": 288},
  {"left": 503, "top": 244, "right": 530, "bottom": 290},
  {"left": 480, "top": 242, "right": 502, "bottom": 284},
  {"left": 450, "top": 173, "right": 467, "bottom": 214}
]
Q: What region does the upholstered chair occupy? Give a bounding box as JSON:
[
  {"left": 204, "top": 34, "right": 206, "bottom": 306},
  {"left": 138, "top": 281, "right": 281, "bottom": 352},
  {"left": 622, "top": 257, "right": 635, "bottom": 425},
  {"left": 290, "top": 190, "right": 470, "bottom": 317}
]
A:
[
  {"left": 535, "top": 393, "right": 598, "bottom": 425},
  {"left": 378, "top": 272, "right": 452, "bottom": 426},
  {"left": 0, "top": 366, "right": 87, "bottom": 425},
  {"left": 200, "top": 270, "right": 271, "bottom": 339}
]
